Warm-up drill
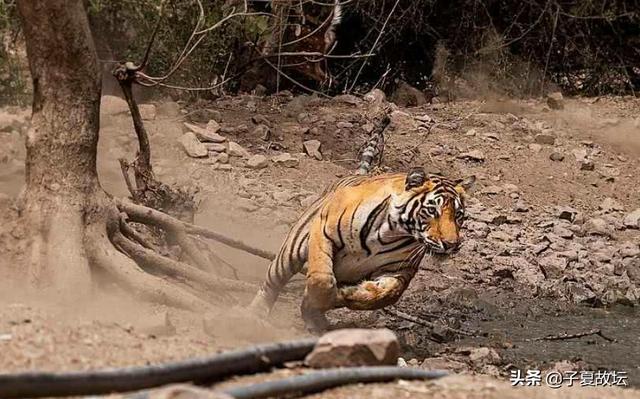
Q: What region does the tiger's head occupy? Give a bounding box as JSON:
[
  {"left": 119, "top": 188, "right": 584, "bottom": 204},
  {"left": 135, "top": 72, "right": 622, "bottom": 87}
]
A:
[{"left": 393, "top": 167, "right": 475, "bottom": 254}]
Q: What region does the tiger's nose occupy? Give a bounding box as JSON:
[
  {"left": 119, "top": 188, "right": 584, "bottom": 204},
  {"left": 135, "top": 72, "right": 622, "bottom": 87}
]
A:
[{"left": 442, "top": 240, "right": 460, "bottom": 253}]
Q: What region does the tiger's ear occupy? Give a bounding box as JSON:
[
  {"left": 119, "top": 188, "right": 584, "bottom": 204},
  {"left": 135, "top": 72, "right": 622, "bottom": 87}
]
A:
[
  {"left": 455, "top": 175, "right": 476, "bottom": 194},
  {"left": 405, "top": 167, "right": 426, "bottom": 190}
]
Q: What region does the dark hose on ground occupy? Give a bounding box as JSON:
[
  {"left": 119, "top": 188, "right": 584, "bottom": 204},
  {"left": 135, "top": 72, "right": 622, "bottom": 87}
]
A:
[
  {"left": 221, "top": 367, "right": 448, "bottom": 399},
  {"left": 0, "top": 338, "right": 318, "bottom": 398}
]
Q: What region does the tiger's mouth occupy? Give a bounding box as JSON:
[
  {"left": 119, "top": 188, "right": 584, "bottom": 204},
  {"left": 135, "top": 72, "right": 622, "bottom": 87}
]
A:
[{"left": 418, "top": 236, "right": 461, "bottom": 255}]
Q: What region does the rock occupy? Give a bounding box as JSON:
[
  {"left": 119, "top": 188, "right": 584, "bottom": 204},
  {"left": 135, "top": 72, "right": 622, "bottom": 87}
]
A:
[
  {"left": 179, "top": 133, "right": 208, "bottom": 158},
  {"left": 206, "top": 119, "right": 221, "bottom": 134},
  {"left": 457, "top": 150, "right": 485, "bottom": 162},
  {"left": 571, "top": 148, "right": 588, "bottom": 162},
  {"left": 534, "top": 134, "right": 556, "bottom": 145},
  {"left": 214, "top": 152, "right": 229, "bottom": 164},
  {"left": 137, "top": 312, "right": 176, "bottom": 337},
  {"left": 529, "top": 143, "right": 542, "bottom": 152},
  {"left": 253, "top": 84, "right": 267, "bottom": 96},
  {"left": 253, "top": 124, "right": 271, "bottom": 141},
  {"left": 305, "top": 329, "right": 400, "bottom": 368},
  {"left": 206, "top": 143, "right": 227, "bottom": 153},
  {"left": 101, "top": 95, "right": 129, "bottom": 115},
  {"left": 246, "top": 154, "right": 268, "bottom": 169},
  {"left": 251, "top": 115, "right": 271, "bottom": 127},
  {"left": 566, "top": 282, "right": 597, "bottom": 305},
  {"left": 546, "top": 92, "right": 564, "bottom": 110},
  {"left": 184, "top": 122, "right": 226, "bottom": 143},
  {"left": 556, "top": 206, "right": 578, "bottom": 222},
  {"left": 468, "top": 347, "right": 501, "bottom": 366},
  {"left": 336, "top": 121, "right": 353, "bottom": 129},
  {"left": 390, "top": 81, "right": 427, "bottom": 107},
  {"left": 553, "top": 225, "right": 574, "bottom": 239},
  {"left": 584, "top": 218, "right": 610, "bottom": 236},
  {"left": 271, "top": 153, "right": 299, "bottom": 168},
  {"left": 619, "top": 242, "right": 640, "bottom": 258},
  {"left": 334, "top": 94, "right": 360, "bottom": 105},
  {"left": 303, "top": 140, "right": 323, "bottom": 160},
  {"left": 623, "top": 209, "right": 640, "bottom": 229},
  {"left": 580, "top": 160, "right": 595, "bottom": 171},
  {"left": 146, "top": 384, "right": 233, "bottom": 399},
  {"left": 549, "top": 152, "right": 564, "bottom": 161},
  {"left": 138, "top": 104, "right": 157, "bottom": 121},
  {"left": 513, "top": 200, "right": 529, "bottom": 212},
  {"left": 228, "top": 141, "right": 251, "bottom": 158},
  {"left": 363, "top": 89, "right": 386, "bottom": 104},
  {"left": 538, "top": 255, "right": 567, "bottom": 278},
  {"left": 600, "top": 197, "right": 624, "bottom": 213}
]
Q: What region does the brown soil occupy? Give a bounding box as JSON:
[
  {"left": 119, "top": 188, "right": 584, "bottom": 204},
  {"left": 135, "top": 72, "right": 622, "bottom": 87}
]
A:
[{"left": 1, "top": 91, "right": 639, "bottom": 397}]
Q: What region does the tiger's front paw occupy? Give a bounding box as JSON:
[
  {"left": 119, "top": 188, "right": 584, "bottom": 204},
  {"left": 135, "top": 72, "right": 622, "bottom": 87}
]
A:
[{"left": 305, "top": 272, "right": 337, "bottom": 310}]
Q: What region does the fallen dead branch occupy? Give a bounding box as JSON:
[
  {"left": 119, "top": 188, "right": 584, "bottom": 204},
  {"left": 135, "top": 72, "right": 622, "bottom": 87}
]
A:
[
  {"left": 383, "top": 307, "right": 482, "bottom": 339},
  {"left": 528, "top": 329, "right": 616, "bottom": 343}
]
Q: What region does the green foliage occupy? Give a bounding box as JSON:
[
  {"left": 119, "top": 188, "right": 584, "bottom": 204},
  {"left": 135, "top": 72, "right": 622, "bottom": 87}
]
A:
[{"left": 0, "top": 0, "right": 29, "bottom": 105}]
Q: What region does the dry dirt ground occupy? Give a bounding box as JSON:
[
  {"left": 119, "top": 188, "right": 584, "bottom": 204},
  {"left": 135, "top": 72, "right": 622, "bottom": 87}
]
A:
[{"left": 0, "top": 90, "right": 639, "bottom": 398}]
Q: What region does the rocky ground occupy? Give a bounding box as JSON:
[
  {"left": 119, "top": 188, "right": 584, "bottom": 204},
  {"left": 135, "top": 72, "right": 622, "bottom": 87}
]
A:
[{"left": 0, "top": 88, "right": 639, "bottom": 397}]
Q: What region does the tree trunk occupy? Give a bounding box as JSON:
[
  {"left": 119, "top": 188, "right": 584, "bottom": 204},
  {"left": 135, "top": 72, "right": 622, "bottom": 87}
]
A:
[
  {"left": 13, "top": 0, "right": 263, "bottom": 311},
  {"left": 17, "top": 0, "right": 101, "bottom": 296}
]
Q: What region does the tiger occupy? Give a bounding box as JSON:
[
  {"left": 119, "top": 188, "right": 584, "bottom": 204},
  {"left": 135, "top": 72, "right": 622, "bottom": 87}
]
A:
[{"left": 248, "top": 168, "right": 475, "bottom": 332}]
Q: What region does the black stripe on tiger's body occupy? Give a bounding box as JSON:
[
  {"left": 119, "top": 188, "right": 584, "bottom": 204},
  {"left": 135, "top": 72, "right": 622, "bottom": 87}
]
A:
[{"left": 248, "top": 168, "right": 475, "bottom": 332}]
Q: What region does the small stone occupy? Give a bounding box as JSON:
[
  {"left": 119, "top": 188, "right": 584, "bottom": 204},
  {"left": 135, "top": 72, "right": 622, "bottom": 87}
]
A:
[
  {"left": 623, "top": 209, "right": 640, "bottom": 229},
  {"left": 251, "top": 115, "right": 271, "bottom": 126},
  {"left": 556, "top": 206, "right": 578, "bottom": 222},
  {"left": 336, "top": 121, "right": 353, "bottom": 129},
  {"left": 546, "top": 92, "right": 564, "bottom": 110},
  {"left": 253, "top": 124, "right": 271, "bottom": 141},
  {"left": 334, "top": 94, "right": 360, "bottom": 105},
  {"left": 303, "top": 140, "right": 323, "bottom": 160},
  {"left": 468, "top": 347, "right": 501, "bottom": 366},
  {"left": 549, "top": 152, "right": 565, "bottom": 161},
  {"left": 600, "top": 197, "right": 624, "bottom": 213},
  {"left": 184, "top": 122, "right": 226, "bottom": 143},
  {"left": 390, "top": 81, "right": 426, "bottom": 107},
  {"left": 205, "top": 143, "right": 227, "bottom": 153},
  {"left": 179, "top": 132, "right": 208, "bottom": 158},
  {"left": 228, "top": 141, "right": 251, "bottom": 158},
  {"left": 553, "top": 225, "right": 574, "bottom": 239},
  {"left": 513, "top": 200, "right": 529, "bottom": 212},
  {"left": 271, "top": 153, "right": 299, "bottom": 168},
  {"left": 253, "top": 84, "right": 267, "bottom": 96},
  {"left": 535, "top": 134, "right": 556, "bottom": 145},
  {"left": 584, "top": 218, "right": 610, "bottom": 236},
  {"left": 246, "top": 154, "right": 268, "bottom": 169},
  {"left": 146, "top": 384, "right": 233, "bottom": 399},
  {"left": 538, "top": 255, "right": 567, "bottom": 278},
  {"left": 139, "top": 104, "right": 157, "bottom": 120},
  {"left": 529, "top": 143, "right": 542, "bottom": 152},
  {"left": 215, "top": 152, "right": 229, "bottom": 164},
  {"left": 580, "top": 160, "right": 595, "bottom": 171},
  {"left": 566, "top": 283, "right": 597, "bottom": 305},
  {"left": 457, "top": 150, "right": 485, "bottom": 162},
  {"left": 206, "top": 119, "right": 221, "bottom": 134},
  {"left": 363, "top": 89, "right": 386, "bottom": 104},
  {"left": 465, "top": 128, "right": 477, "bottom": 137},
  {"left": 572, "top": 148, "right": 588, "bottom": 162},
  {"left": 305, "top": 328, "right": 400, "bottom": 368}
]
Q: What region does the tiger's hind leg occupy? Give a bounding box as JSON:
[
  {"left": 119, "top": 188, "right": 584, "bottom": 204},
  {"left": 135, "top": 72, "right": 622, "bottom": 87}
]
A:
[{"left": 335, "top": 273, "right": 413, "bottom": 311}]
